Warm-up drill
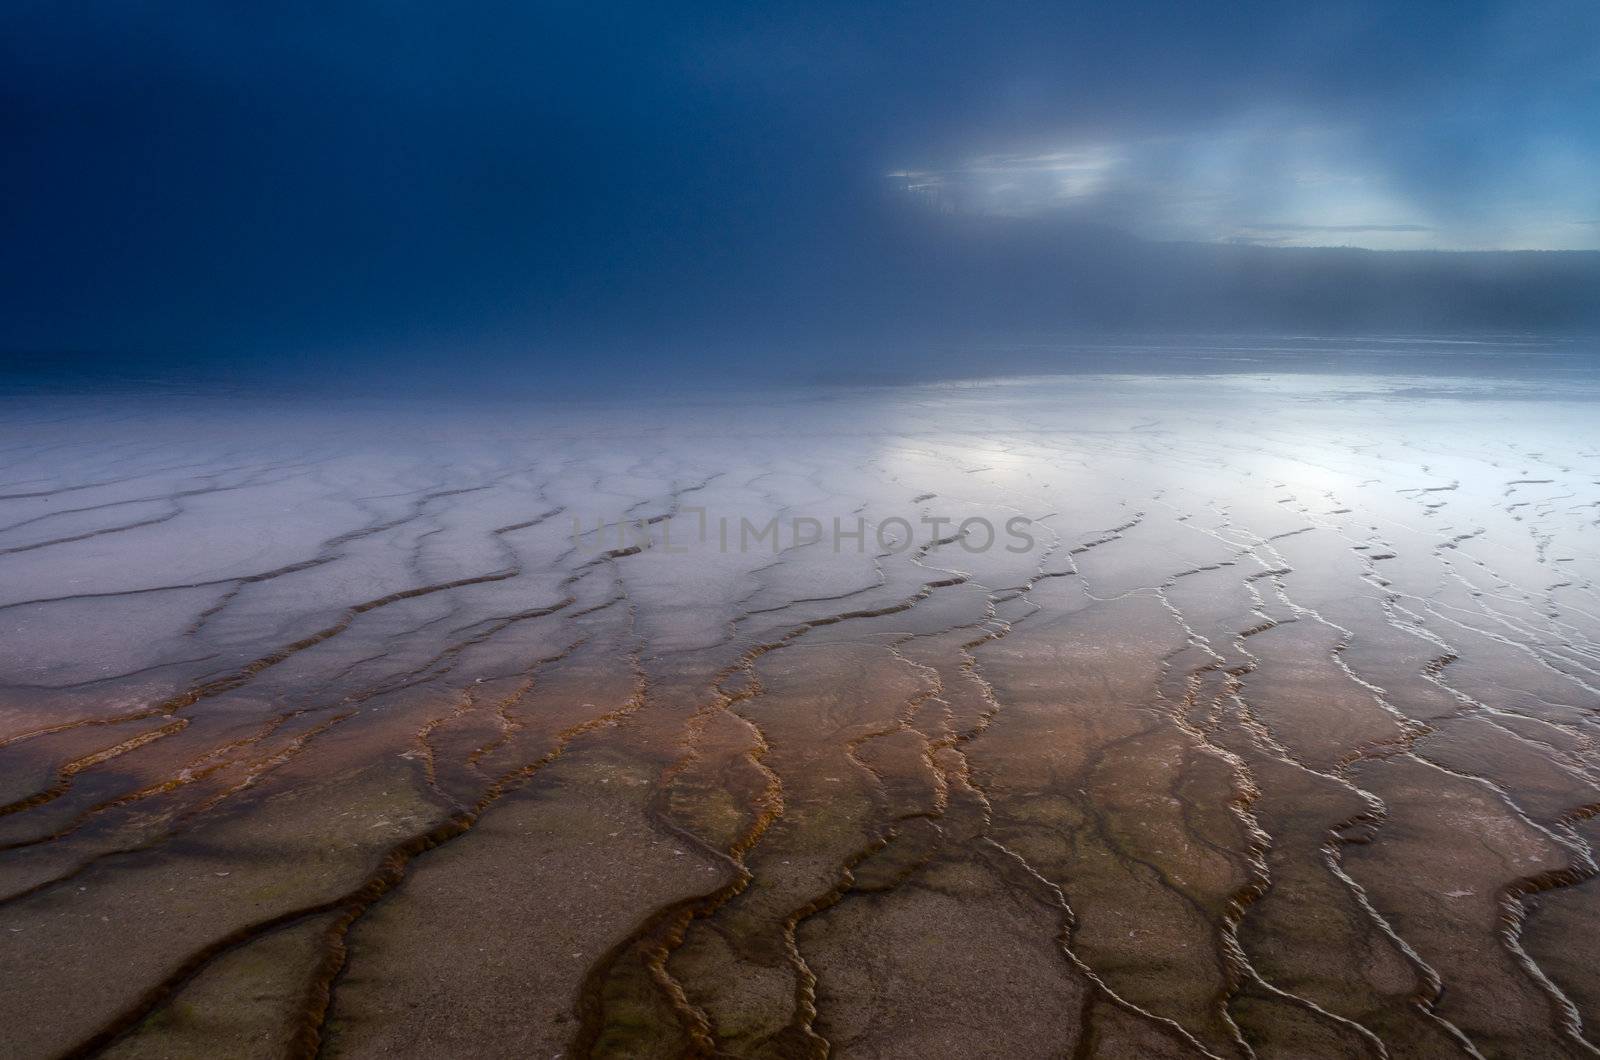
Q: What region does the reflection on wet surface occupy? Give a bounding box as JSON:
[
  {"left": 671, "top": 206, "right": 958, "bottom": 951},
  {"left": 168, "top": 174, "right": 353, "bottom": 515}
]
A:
[{"left": 4, "top": 368, "right": 1600, "bottom": 1058}]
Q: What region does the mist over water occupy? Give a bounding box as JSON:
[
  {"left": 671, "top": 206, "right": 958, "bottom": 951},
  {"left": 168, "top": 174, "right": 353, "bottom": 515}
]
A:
[
  {"left": 12, "top": 332, "right": 1600, "bottom": 402},
  {"left": 5, "top": 3, "right": 1599, "bottom": 390}
]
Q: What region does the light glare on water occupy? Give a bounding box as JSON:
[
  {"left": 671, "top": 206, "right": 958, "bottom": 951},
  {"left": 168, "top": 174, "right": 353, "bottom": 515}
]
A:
[{"left": 3, "top": 362, "right": 1600, "bottom": 1056}]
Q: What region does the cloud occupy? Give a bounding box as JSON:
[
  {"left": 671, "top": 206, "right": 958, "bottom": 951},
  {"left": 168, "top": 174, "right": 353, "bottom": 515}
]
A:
[
  {"left": 1239, "top": 223, "right": 1434, "bottom": 233},
  {"left": 887, "top": 146, "right": 1121, "bottom": 218},
  {"left": 889, "top": 118, "right": 1599, "bottom": 251}
]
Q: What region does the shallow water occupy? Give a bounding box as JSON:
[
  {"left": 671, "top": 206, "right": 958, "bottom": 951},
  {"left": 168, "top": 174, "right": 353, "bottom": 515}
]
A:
[{"left": 3, "top": 368, "right": 1600, "bottom": 1058}]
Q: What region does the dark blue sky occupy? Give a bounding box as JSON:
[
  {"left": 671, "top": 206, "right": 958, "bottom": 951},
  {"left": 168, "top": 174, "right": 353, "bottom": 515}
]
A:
[{"left": 3, "top": 2, "right": 1598, "bottom": 384}]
